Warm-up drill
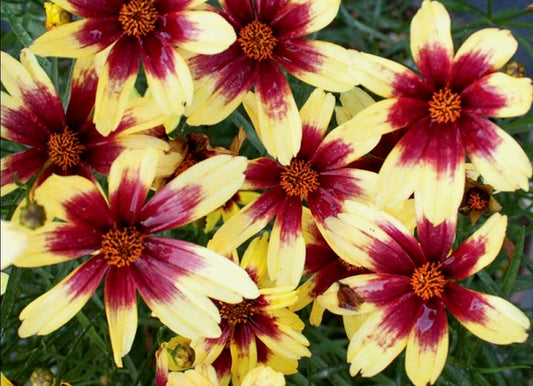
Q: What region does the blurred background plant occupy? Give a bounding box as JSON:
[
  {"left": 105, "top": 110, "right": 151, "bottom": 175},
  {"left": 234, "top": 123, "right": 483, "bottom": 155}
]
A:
[{"left": 1, "top": 0, "right": 532, "bottom": 385}]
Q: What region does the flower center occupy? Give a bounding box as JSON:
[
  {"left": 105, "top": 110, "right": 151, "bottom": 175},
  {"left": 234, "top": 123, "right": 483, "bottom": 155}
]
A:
[
  {"left": 118, "top": 0, "right": 158, "bottom": 37},
  {"left": 466, "top": 188, "right": 490, "bottom": 211},
  {"left": 410, "top": 262, "right": 447, "bottom": 300},
  {"left": 101, "top": 225, "right": 144, "bottom": 267},
  {"left": 237, "top": 20, "right": 277, "bottom": 61},
  {"left": 428, "top": 87, "right": 461, "bottom": 123},
  {"left": 279, "top": 159, "right": 320, "bottom": 198},
  {"left": 218, "top": 299, "right": 257, "bottom": 327},
  {"left": 47, "top": 127, "right": 85, "bottom": 171}
]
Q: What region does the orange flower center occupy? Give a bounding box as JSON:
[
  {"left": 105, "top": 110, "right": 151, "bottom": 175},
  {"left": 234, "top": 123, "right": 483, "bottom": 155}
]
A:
[
  {"left": 466, "top": 189, "right": 489, "bottom": 211},
  {"left": 410, "top": 262, "right": 447, "bottom": 300},
  {"left": 218, "top": 299, "right": 257, "bottom": 327},
  {"left": 47, "top": 127, "right": 85, "bottom": 171},
  {"left": 101, "top": 225, "right": 144, "bottom": 267},
  {"left": 280, "top": 159, "right": 320, "bottom": 198},
  {"left": 119, "top": 0, "right": 158, "bottom": 37},
  {"left": 237, "top": 20, "right": 277, "bottom": 61},
  {"left": 173, "top": 153, "right": 197, "bottom": 177},
  {"left": 428, "top": 87, "right": 461, "bottom": 123},
  {"left": 338, "top": 258, "right": 365, "bottom": 273}
]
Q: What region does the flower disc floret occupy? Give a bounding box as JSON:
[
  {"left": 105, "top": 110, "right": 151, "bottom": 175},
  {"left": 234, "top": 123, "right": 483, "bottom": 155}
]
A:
[
  {"left": 218, "top": 299, "right": 257, "bottom": 327},
  {"left": 410, "top": 262, "right": 447, "bottom": 300},
  {"left": 279, "top": 158, "right": 320, "bottom": 198},
  {"left": 47, "top": 127, "right": 85, "bottom": 171},
  {"left": 428, "top": 86, "right": 462, "bottom": 123},
  {"left": 466, "top": 188, "right": 490, "bottom": 211},
  {"left": 119, "top": 0, "right": 159, "bottom": 37},
  {"left": 237, "top": 20, "right": 278, "bottom": 61},
  {"left": 101, "top": 225, "right": 144, "bottom": 267}
]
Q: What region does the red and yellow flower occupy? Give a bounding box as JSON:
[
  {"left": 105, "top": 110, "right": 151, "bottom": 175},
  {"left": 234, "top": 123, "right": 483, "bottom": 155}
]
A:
[
  {"left": 192, "top": 234, "right": 311, "bottom": 386},
  {"left": 15, "top": 149, "right": 258, "bottom": 367},
  {"left": 185, "top": 0, "right": 356, "bottom": 164},
  {"left": 209, "top": 88, "right": 380, "bottom": 288},
  {"left": 1, "top": 49, "right": 169, "bottom": 196},
  {"left": 318, "top": 201, "right": 530, "bottom": 386},
  {"left": 351, "top": 0, "right": 532, "bottom": 225},
  {"left": 30, "top": 0, "right": 237, "bottom": 135}
]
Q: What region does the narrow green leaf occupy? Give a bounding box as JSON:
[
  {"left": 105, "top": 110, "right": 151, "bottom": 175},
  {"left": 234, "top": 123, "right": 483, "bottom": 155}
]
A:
[{"left": 502, "top": 226, "right": 525, "bottom": 297}]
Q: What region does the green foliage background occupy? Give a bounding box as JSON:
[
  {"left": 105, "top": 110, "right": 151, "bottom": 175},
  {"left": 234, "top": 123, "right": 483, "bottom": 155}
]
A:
[{"left": 1, "top": 0, "right": 532, "bottom": 385}]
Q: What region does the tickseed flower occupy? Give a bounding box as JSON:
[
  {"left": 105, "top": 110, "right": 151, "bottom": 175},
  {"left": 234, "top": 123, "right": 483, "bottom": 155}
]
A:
[
  {"left": 192, "top": 234, "right": 311, "bottom": 386},
  {"left": 44, "top": 2, "right": 71, "bottom": 30},
  {"left": 459, "top": 177, "right": 501, "bottom": 225},
  {"left": 185, "top": 0, "right": 356, "bottom": 165},
  {"left": 1, "top": 49, "right": 169, "bottom": 196},
  {"left": 30, "top": 0, "right": 237, "bottom": 135},
  {"left": 209, "top": 88, "right": 381, "bottom": 288},
  {"left": 15, "top": 149, "right": 259, "bottom": 367},
  {"left": 318, "top": 201, "right": 530, "bottom": 386},
  {"left": 351, "top": 0, "right": 533, "bottom": 225}
]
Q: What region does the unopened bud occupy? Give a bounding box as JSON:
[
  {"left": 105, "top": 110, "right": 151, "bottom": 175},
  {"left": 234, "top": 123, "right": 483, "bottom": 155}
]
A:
[{"left": 19, "top": 201, "right": 46, "bottom": 230}]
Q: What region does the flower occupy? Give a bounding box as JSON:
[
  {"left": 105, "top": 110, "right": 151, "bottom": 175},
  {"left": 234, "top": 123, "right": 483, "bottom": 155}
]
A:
[
  {"left": 318, "top": 201, "right": 530, "bottom": 386},
  {"left": 192, "top": 234, "right": 311, "bottom": 386},
  {"left": 185, "top": 0, "right": 356, "bottom": 164},
  {"left": 459, "top": 176, "right": 501, "bottom": 225},
  {"left": 351, "top": 0, "right": 532, "bottom": 225},
  {"left": 15, "top": 149, "right": 259, "bottom": 367},
  {"left": 210, "top": 88, "right": 380, "bottom": 288},
  {"left": 30, "top": 0, "right": 237, "bottom": 135},
  {"left": 1, "top": 49, "right": 169, "bottom": 196},
  {"left": 44, "top": 2, "right": 71, "bottom": 30}
]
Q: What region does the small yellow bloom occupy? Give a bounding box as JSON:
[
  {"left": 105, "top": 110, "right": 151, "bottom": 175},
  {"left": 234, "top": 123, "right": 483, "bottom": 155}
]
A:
[{"left": 44, "top": 3, "right": 71, "bottom": 30}]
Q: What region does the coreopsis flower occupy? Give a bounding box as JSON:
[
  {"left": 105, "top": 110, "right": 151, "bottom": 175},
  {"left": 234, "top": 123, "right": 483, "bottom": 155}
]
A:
[
  {"left": 351, "top": 0, "right": 533, "bottom": 225},
  {"left": 210, "top": 88, "right": 380, "bottom": 288},
  {"left": 1, "top": 49, "right": 169, "bottom": 196},
  {"left": 44, "top": 2, "right": 71, "bottom": 30},
  {"left": 192, "top": 234, "right": 311, "bottom": 386},
  {"left": 15, "top": 149, "right": 259, "bottom": 367},
  {"left": 459, "top": 177, "right": 501, "bottom": 225},
  {"left": 30, "top": 0, "right": 237, "bottom": 135},
  {"left": 318, "top": 201, "right": 530, "bottom": 386},
  {"left": 185, "top": 0, "right": 357, "bottom": 164}
]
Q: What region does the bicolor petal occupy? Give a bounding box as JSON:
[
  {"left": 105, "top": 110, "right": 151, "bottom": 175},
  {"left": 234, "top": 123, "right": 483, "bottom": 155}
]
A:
[
  {"left": 1, "top": 149, "right": 47, "bottom": 195},
  {"left": 273, "top": 0, "right": 341, "bottom": 38},
  {"left": 444, "top": 284, "right": 530, "bottom": 344},
  {"left": 139, "top": 155, "right": 247, "bottom": 233},
  {"left": 18, "top": 256, "right": 108, "bottom": 337},
  {"left": 298, "top": 89, "right": 335, "bottom": 159},
  {"left": 405, "top": 301, "right": 448, "bottom": 386},
  {"left": 461, "top": 114, "right": 532, "bottom": 192},
  {"left": 104, "top": 268, "right": 138, "bottom": 367},
  {"left": 410, "top": 0, "right": 453, "bottom": 86}
]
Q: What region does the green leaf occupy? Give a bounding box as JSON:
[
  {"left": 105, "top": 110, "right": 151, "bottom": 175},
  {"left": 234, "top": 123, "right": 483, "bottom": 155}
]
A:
[{"left": 502, "top": 227, "right": 525, "bottom": 297}]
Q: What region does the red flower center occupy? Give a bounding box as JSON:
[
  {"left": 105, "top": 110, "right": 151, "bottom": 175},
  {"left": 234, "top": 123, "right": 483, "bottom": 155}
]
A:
[
  {"left": 410, "top": 262, "right": 447, "bottom": 300},
  {"left": 119, "top": 0, "right": 158, "bottom": 37},
  {"left": 466, "top": 189, "right": 489, "bottom": 211},
  {"left": 237, "top": 20, "right": 278, "bottom": 61},
  {"left": 218, "top": 299, "right": 257, "bottom": 327},
  {"left": 101, "top": 225, "right": 144, "bottom": 267},
  {"left": 47, "top": 127, "right": 85, "bottom": 171},
  {"left": 428, "top": 87, "right": 462, "bottom": 123},
  {"left": 280, "top": 159, "right": 320, "bottom": 198}
]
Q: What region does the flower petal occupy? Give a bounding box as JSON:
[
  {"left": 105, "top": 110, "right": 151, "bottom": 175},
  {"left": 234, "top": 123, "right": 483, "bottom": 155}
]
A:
[
  {"left": 321, "top": 200, "right": 424, "bottom": 273},
  {"left": 1, "top": 149, "right": 47, "bottom": 195},
  {"left": 277, "top": 39, "right": 355, "bottom": 92},
  {"left": 410, "top": 0, "right": 453, "bottom": 86},
  {"left": 444, "top": 284, "right": 530, "bottom": 344},
  {"left": 1, "top": 50, "right": 65, "bottom": 130},
  {"left": 452, "top": 28, "right": 518, "bottom": 88},
  {"left": 405, "top": 301, "right": 448, "bottom": 386},
  {"left": 108, "top": 148, "right": 159, "bottom": 224},
  {"left": 208, "top": 188, "right": 283, "bottom": 256},
  {"left": 246, "top": 64, "right": 301, "bottom": 165},
  {"left": 139, "top": 155, "right": 247, "bottom": 233},
  {"left": 93, "top": 36, "right": 140, "bottom": 136},
  {"left": 462, "top": 72, "right": 533, "bottom": 118},
  {"left": 273, "top": 0, "right": 340, "bottom": 37},
  {"left": 415, "top": 123, "right": 465, "bottom": 226},
  {"left": 461, "top": 114, "right": 532, "bottom": 191},
  {"left": 416, "top": 214, "right": 456, "bottom": 263},
  {"left": 104, "top": 268, "right": 138, "bottom": 368},
  {"left": 163, "top": 10, "right": 236, "bottom": 54},
  {"left": 298, "top": 89, "right": 335, "bottom": 158},
  {"left": 50, "top": 0, "right": 122, "bottom": 18},
  {"left": 267, "top": 197, "right": 305, "bottom": 288},
  {"left": 66, "top": 56, "right": 99, "bottom": 128},
  {"left": 141, "top": 36, "right": 192, "bottom": 117},
  {"left": 30, "top": 18, "right": 121, "bottom": 57},
  {"left": 346, "top": 293, "right": 420, "bottom": 377},
  {"left": 18, "top": 257, "right": 108, "bottom": 337},
  {"left": 243, "top": 157, "right": 282, "bottom": 190},
  {"left": 444, "top": 213, "right": 507, "bottom": 279}
]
